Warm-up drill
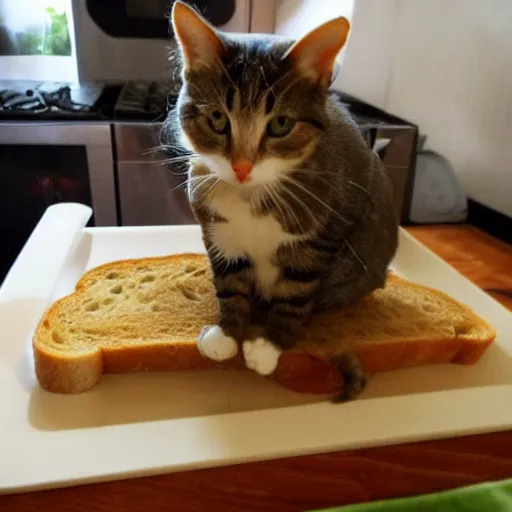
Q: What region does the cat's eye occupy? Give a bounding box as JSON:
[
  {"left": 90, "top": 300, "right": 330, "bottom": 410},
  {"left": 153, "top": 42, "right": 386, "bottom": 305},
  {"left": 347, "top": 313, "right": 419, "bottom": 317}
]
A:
[
  {"left": 207, "top": 110, "right": 229, "bottom": 134},
  {"left": 267, "top": 115, "right": 295, "bottom": 137}
]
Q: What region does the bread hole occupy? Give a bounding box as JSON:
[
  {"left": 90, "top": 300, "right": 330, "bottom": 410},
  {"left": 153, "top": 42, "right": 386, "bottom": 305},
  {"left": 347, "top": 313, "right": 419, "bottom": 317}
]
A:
[
  {"left": 151, "top": 304, "right": 162, "bottom": 312},
  {"left": 455, "top": 325, "right": 471, "bottom": 336},
  {"left": 106, "top": 272, "right": 120, "bottom": 280},
  {"left": 183, "top": 265, "right": 207, "bottom": 277},
  {"left": 420, "top": 300, "right": 437, "bottom": 313},
  {"left": 43, "top": 319, "right": 50, "bottom": 329},
  {"left": 110, "top": 285, "right": 123, "bottom": 294},
  {"left": 69, "top": 328, "right": 77, "bottom": 334},
  {"left": 177, "top": 283, "right": 200, "bottom": 301},
  {"left": 103, "top": 297, "right": 114, "bottom": 305},
  {"left": 140, "top": 274, "right": 156, "bottom": 283},
  {"left": 52, "top": 332, "right": 63, "bottom": 344},
  {"left": 85, "top": 301, "right": 100, "bottom": 312}
]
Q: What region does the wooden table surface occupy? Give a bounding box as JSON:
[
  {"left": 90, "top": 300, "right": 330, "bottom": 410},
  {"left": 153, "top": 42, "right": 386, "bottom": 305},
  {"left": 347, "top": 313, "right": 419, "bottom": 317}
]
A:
[{"left": 3, "top": 225, "right": 512, "bottom": 512}]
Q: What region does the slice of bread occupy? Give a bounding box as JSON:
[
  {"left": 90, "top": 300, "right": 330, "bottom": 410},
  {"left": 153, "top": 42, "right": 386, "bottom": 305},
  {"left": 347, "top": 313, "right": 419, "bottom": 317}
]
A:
[{"left": 33, "top": 253, "right": 497, "bottom": 395}]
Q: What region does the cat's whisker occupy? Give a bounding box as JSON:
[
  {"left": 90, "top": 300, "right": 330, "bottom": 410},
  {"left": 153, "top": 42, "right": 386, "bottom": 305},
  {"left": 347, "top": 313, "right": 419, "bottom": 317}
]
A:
[
  {"left": 145, "top": 136, "right": 189, "bottom": 154},
  {"left": 215, "top": 55, "right": 237, "bottom": 90},
  {"left": 145, "top": 141, "right": 186, "bottom": 153},
  {"left": 272, "top": 72, "right": 302, "bottom": 99},
  {"left": 259, "top": 66, "right": 275, "bottom": 99},
  {"left": 265, "top": 183, "right": 296, "bottom": 233},
  {"left": 199, "top": 177, "right": 221, "bottom": 208},
  {"left": 169, "top": 180, "right": 188, "bottom": 193},
  {"left": 142, "top": 146, "right": 164, "bottom": 156},
  {"left": 174, "top": 174, "right": 215, "bottom": 196},
  {"left": 190, "top": 67, "right": 233, "bottom": 111},
  {"left": 184, "top": 80, "right": 209, "bottom": 99},
  {"left": 189, "top": 175, "right": 217, "bottom": 191},
  {"left": 311, "top": 174, "right": 374, "bottom": 208},
  {"left": 188, "top": 174, "right": 213, "bottom": 183},
  {"left": 345, "top": 240, "right": 369, "bottom": 274},
  {"left": 270, "top": 186, "right": 293, "bottom": 230},
  {"left": 268, "top": 67, "right": 295, "bottom": 92},
  {"left": 277, "top": 182, "right": 318, "bottom": 230},
  {"left": 203, "top": 183, "right": 220, "bottom": 210},
  {"left": 347, "top": 180, "right": 372, "bottom": 198},
  {"left": 155, "top": 152, "right": 192, "bottom": 161},
  {"left": 270, "top": 183, "right": 306, "bottom": 234},
  {"left": 166, "top": 168, "right": 191, "bottom": 178},
  {"left": 281, "top": 176, "right": 354, "bottom": 226},
  {"left": 169, "top": 175, "right": 206, "bottom": 194},
  {"left": 155, "top": 155, "right": 196, "bottom": 167}
]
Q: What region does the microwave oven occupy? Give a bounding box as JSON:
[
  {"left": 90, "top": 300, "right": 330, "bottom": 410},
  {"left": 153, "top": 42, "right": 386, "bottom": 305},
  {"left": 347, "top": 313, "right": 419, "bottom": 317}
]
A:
[{"left": 72, "top": 0, "right": 278, "bottom": 82}]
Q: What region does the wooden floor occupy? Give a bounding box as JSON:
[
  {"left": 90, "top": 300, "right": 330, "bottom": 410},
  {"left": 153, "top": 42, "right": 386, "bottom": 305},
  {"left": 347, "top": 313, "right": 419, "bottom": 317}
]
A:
[
  {"left": 2, "top": 224, "right": 512, "bottom": 512},
  {"left": 407, "top": 225, "right": 512, "bottom": 310}
]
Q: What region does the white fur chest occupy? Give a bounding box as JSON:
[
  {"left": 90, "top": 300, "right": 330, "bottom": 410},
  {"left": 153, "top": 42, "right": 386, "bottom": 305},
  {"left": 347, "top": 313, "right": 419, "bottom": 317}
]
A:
[{"left": 209, "top": 194, "right": 300, "bottom": 297}]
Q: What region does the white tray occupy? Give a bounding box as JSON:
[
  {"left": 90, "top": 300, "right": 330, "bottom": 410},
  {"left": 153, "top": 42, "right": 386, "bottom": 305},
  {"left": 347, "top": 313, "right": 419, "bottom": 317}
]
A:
[{"left": 1, "top": 203, "right": 511, "bottom": 494}]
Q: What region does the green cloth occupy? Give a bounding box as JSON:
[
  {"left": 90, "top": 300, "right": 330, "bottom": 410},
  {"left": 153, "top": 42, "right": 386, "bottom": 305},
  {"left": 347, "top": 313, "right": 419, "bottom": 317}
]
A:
[{"left": 312, "top": 479, "right": 512, "bottom": 512}]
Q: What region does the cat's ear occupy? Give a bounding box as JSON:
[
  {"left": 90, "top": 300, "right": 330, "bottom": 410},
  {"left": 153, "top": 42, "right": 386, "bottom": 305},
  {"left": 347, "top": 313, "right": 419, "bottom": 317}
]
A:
[
  {"left": 171, "top": 1, "right": 225, "bottom": 71},
  {"left": 284, "top": 17, "right": 350, "bottom": 86}
]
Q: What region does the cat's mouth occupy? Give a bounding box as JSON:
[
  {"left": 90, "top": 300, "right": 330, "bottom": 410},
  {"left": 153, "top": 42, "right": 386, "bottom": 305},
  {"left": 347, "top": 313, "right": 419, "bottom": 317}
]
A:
[
  {"left": 222, "top": 174, "right": 266, "bottom": 202},
  {"left": 237, "top": 183, "right": 258, "bottom": 200}
]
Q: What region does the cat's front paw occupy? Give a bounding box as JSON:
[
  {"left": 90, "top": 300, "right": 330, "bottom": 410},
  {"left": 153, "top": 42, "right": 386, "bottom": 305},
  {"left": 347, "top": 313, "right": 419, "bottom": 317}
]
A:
[
  {"left": 243, "top": 337, "right": 282, "bottom": 376},
  {"left": 198, "top": 325, "right": 239, "bottom": 361}
]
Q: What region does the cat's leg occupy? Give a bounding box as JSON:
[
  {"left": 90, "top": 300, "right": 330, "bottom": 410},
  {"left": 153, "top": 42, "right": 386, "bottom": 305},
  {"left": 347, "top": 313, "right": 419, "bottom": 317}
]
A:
[
  {"left": 242, "top": 336, "right": 283, "bottom": 376},
  {"left": 198, "top": 257, "right": 253, "bottom": 362},
  {"left": 189, "top": 194, "right": 252, "bottom": 362},
  {"left": 198, "top": 325, "right": 239, "bottom": 362},
  {"left": 243, "top": 277, "right": 318, "bottom": 376}
]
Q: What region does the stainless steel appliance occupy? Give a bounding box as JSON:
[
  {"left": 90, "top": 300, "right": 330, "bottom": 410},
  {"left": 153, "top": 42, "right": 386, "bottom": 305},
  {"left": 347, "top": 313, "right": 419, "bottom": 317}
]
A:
[
  {"left": 0, "top": 117, "right": 117, "bottom": 280},
  {"left": 114, "top": 122, "right": 195, "bottom": 226},
  {"left": 72, "top": 0, "right": 277, "bottom": 82}
]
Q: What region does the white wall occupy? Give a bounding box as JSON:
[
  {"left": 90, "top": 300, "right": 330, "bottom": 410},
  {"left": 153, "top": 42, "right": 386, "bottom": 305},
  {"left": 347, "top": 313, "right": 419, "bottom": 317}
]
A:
[
  {"left": 337, "top": 0, "right": 512, "bottom": 218},
  {"left": 275, "top": 0, "right": 355, "bottom": 70},
  {"left": 276, "top": 0, "right": 355, "bottom": 37}
]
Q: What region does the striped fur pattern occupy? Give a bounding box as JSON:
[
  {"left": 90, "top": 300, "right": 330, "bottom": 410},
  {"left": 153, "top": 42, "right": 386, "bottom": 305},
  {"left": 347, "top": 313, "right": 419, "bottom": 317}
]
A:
[{"left": 164, "top": 2, "right": 399, "bottom": 400}]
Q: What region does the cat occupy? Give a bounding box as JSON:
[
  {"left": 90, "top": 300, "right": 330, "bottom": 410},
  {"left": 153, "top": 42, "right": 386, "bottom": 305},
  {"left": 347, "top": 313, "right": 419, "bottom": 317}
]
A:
[{"left": 164, "top": 1, "right": 399, "bottom": 401}]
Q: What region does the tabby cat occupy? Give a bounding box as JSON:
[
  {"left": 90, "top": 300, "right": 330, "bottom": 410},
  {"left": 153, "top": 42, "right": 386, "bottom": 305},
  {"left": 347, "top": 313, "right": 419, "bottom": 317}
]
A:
[{"left": 165, "top": 1, "right": 399, "bottom": 400}]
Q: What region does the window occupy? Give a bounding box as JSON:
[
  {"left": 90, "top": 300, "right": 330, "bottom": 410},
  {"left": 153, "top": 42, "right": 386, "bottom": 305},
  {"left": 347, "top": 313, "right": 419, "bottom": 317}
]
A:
[{"left": 0, "top": 0, "right": 77, "bottom": 81}]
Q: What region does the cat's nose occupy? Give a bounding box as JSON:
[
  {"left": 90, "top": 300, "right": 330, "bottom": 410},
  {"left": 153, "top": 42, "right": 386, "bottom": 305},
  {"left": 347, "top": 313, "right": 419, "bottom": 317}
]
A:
[{"left": 232, "top": 159, "right": 253, "bottom": 183}]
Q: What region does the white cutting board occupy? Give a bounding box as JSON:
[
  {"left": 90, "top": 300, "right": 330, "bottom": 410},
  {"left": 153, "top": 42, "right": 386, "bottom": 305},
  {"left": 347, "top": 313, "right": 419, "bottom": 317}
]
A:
[{"left": 1, "top": 203, "right": 512, "bottom": 494}]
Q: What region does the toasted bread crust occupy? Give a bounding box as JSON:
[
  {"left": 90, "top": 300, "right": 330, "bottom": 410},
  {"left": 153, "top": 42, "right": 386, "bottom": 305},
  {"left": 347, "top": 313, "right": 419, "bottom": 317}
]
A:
[
  {"left": 34, "top": 300, "right": 103, "bottom": 394},
  {"left": 32, "top": 254, "right": 497, "bottom": 395}
]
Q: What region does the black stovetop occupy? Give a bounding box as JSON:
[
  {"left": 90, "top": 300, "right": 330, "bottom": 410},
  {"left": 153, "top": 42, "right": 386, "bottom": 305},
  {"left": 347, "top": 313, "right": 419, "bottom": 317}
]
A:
[{"left": 0, "top": 80, "right": 180, "bottom": 122}]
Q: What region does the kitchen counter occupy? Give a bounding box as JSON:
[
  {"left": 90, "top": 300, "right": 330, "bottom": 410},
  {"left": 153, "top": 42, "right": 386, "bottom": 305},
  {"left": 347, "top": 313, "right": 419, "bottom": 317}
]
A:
[{"left": 2, "top": 224, "right": 512, "bottom": 512}]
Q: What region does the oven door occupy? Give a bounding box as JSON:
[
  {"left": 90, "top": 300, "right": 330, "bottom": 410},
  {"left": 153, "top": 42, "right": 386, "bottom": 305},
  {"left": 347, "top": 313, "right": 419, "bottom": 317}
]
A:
[{"left": 0, "top": 122, "right": 117, "bottom": 281}]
